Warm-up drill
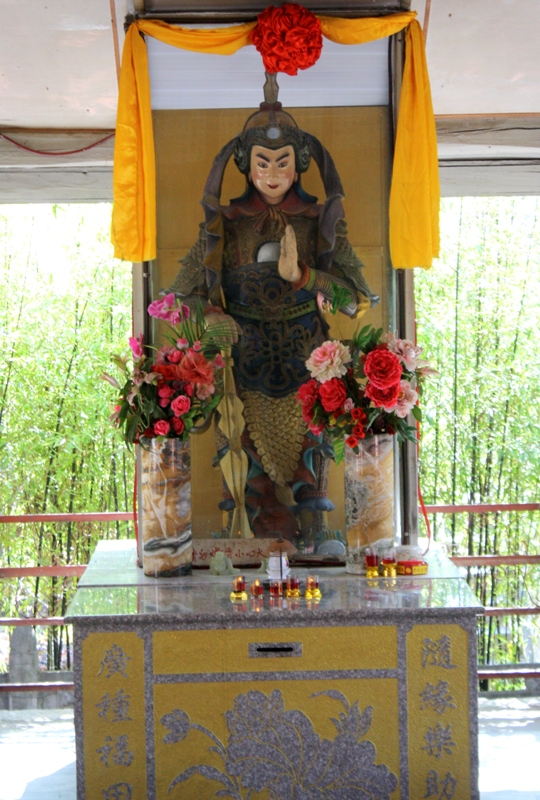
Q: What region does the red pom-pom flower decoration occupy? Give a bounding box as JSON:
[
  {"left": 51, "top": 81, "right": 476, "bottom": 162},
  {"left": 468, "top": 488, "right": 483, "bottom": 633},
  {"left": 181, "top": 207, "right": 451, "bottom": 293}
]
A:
[{"left": 251, "top": 3, "right": 323, "bottom": 76}]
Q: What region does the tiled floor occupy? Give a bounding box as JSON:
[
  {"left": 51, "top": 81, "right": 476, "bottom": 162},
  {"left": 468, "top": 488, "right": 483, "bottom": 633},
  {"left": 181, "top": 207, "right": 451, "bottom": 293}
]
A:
[
  {"left": 0, "top": 709, "right": 76, "bottom": 800},
  {"left": 1, "top": 697, "right": 539, "bottom": 799}
]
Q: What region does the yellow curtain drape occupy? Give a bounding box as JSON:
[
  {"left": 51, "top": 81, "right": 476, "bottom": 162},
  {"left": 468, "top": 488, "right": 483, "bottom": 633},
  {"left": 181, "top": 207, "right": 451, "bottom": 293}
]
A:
[
  {"left": 319, "top": 13, "right": 439, "bottom": 267},
  {"left": 111, "top": 13, "right": 439, "bottom": 269},
  {"left": 111, "top": 20, "right": 256, "bottom": 262}
]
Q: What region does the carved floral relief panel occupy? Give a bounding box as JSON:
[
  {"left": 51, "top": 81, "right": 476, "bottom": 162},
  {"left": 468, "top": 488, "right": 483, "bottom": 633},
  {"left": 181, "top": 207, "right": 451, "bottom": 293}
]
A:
[{"left": 153, "top": 679, "right": 400, "bottom": 800}]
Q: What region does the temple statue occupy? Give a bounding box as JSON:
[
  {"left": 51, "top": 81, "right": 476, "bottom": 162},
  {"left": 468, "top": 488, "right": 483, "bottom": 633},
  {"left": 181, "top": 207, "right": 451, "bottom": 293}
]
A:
[{"left": 166, "top": 75, "right": 379, "bottom": 543}]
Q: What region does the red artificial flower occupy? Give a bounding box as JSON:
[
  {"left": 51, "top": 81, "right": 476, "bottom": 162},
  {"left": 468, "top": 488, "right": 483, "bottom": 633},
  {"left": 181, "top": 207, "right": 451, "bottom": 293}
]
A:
[
  {"left": 302, "top": 405, "right": 315, "bottom": 424},
  {"left": 251, "top": 3, "right": 323, "bottom": 76},
  {"left": 365, "top": 381, "right": 400, "bottom": 409},
  {"left": 352, "top": 424, "right": 366, "bottom": 439},
  {"left": 171, "top": 417, "right": 185, "bottom": 436},
  {"left": 153, "top": 420, "right": 171, "bottom": 436},
  {"left": 319, "top": 377, "right": 347, "bottom": 412},
  {"left": 297, "top": 378, "right": 319, "bottom": 409},
  {"left": 177, "top": 352, "right": 214, "bottom": 388},
  {"left": 364, "top": 348, "right": 402, "bottom": 389},
  {"left": 351, "top": 407, "right": 367, "bottom": 422},
  {"left": 151, "top": 363, "right": 180, "bottom": 381},
  {"left": 346, "top": 435, "right": 358, "bottom": 448}
]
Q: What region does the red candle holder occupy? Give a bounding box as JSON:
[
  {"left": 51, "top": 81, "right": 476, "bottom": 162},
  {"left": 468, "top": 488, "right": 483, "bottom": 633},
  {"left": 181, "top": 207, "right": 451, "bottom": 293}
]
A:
[
  {"left": 250, "top": 578, "right": 264, "bottom": 597},
  {"left": 230, "top": 575, "right": 248, "bottom": 602},
  {"left": 285, "top": 575, "right": 300, "bottom": 598},
  {"left": 305, "top": 574, "right": 321, "bottom": 599},
  {"left": 365, "top": 548, "right": 379, "bottom": 568},
  {"left": 269, "top": 579, "right": 283, "bottom": 597}
]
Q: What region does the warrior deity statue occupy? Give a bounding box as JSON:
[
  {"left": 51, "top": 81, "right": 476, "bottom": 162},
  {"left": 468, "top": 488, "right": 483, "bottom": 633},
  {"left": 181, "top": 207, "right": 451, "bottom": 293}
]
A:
[{"left": 166, "top": 76, "right": 379, "bottom": 543}]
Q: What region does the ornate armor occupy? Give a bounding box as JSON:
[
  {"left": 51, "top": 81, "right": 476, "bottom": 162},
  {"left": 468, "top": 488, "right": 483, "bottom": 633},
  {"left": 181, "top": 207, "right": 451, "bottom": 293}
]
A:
[{"left": 165, "top": 80, "right": 378, "bottom": 540}]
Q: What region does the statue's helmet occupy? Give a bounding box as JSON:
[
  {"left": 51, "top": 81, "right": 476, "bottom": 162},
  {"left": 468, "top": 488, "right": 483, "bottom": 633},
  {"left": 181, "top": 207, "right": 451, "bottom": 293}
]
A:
[{"left": 233, "top": 74, "right": 311, "bottom": 175}]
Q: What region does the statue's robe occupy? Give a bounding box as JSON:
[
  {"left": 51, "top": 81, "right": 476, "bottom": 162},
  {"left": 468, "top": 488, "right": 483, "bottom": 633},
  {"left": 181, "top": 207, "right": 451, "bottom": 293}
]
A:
[{"left": 167, "top": 185, "right": 376, "bottom": 539}]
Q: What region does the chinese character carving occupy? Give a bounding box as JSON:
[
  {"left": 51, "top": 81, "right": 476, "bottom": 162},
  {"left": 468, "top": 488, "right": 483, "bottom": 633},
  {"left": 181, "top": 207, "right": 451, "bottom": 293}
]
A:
[
  {"left": 102, "top": 784, "right": 132, "bottom": 800},
  {"left": 97, "top": 736, "right": 134, "bottom": 768},
  {"left": 98, "top": 644, "right": 131, "bottom": 679},
  {"left": 96, "top": 689, "right": 132, "bottom": 722},
  {"left": 420, "top": 681, "right": 456, "bottom": 715},
  {"left": 422, "top": 723, "right": 456, "bottom": 758},
  {"left": 422, "top": 636, "right": 456, "bottom": 670},
  {"left": 97, "top": 737, "right": 113, "bottom": 767},
  {"left": 425, "top": 769, "right": 457, "bottom": 799}
]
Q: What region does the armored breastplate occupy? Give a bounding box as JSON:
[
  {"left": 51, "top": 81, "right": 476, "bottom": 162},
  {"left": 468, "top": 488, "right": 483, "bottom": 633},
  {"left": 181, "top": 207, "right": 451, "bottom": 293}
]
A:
[{"left": 223, "top": 246, "right": 325, "bottom": 397}]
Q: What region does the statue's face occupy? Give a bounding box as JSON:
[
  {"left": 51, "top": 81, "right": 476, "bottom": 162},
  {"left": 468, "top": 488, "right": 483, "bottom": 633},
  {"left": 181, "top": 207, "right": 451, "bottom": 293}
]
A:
[{"left": 249, "top": 145, "right": 298, "bottom": 205}]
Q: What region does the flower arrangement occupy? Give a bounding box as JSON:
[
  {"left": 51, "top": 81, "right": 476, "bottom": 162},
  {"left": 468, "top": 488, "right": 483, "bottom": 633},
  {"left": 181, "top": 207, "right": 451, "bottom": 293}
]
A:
[
  {"left": 102, "top": 294, "right": 226, "bottom": 447},
  {"left": 297, "top": 325, "right": 436, "bottom": 462}
]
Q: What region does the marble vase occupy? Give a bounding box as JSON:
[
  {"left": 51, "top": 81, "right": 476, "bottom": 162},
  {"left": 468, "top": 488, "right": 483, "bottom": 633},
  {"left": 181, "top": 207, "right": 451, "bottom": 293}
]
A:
[
  {"left": 344, "top": 434, "right": 395, "bottom": 574},
  {"left": 140, "top": 437, "right": 192, "bottom": 577}
]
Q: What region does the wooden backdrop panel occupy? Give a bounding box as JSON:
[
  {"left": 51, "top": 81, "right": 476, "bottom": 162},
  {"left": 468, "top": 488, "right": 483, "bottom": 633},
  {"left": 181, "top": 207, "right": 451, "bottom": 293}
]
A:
[{"left": 153, "top": 106, "right": 391, "bottom": 537}]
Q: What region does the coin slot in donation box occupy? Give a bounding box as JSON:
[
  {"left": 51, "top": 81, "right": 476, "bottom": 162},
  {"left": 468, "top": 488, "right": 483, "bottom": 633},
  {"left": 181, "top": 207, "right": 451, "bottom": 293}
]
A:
[{"left": 249, "top": 642, "right": 303, "bottom": 658}]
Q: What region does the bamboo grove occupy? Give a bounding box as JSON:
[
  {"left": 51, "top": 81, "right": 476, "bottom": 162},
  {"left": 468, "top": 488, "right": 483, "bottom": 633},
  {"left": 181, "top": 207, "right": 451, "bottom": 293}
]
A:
[
  {"left": 0, "top": 205, "right": 133, "bottom": 670},
  {"left": 0, "top": 198, "right": 539, "bottom": 678},
  {"left": 416, "top": 197, "right": 540, "bottom": 678}
]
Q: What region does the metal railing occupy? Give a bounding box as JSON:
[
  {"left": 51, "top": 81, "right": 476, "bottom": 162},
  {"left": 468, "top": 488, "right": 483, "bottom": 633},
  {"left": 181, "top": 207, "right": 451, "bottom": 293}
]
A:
[{"left": 1, "top": 508, "right": 539, "bottom": 690}]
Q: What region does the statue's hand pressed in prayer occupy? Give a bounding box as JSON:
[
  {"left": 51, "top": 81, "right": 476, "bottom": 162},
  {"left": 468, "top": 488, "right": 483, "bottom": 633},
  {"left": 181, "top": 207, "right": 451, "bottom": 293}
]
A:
[{"left": 278, "top": 224, "right": 302, "bottom": 283}]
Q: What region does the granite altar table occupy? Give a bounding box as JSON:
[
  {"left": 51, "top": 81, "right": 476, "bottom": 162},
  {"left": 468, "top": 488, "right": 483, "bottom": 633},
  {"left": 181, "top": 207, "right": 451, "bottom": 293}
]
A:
[{"left": 66, "top": 541, "right": 482, "bottom": 800}]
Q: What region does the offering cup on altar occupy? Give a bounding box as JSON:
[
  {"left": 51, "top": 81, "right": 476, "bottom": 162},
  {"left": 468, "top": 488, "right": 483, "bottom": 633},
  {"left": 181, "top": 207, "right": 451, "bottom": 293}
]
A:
[
  {"left": 365, "top": 547, "right": 380, "bottom": 579},
  {"left": 285, "top": 575, "right": 301, "bottom": 598},
  {"left": 305, "top": 574, "right": 321, "bottom": 600},
  {"left": 380, "top": 547, "right": 397, "bottom": 578},
  {"left": 269, "top": 579, "right": 283, "bottom": 597},
  {"left": 230, "top": 575, "right": 248, "bottom": 602},
  {"left": 250, "top": 578, "right": 264, "bottom": 597}
]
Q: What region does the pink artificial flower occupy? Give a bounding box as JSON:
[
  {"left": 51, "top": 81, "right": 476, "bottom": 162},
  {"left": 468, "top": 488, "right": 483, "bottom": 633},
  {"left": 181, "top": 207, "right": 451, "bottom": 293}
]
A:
[
  {"left": 214, "top": 353, "right": 224, "bottom": 368},
  {"left": 154, "top": 346, "right": 172, "bottom": 365},
  {"left": 181, "top": 303, "right": 190, "bottom": 319},
  {"left": 153, "top": 420, "right": 171, "bottom": 436},
  {"left": 171, "top": 395, "right": 191, "bottom": 417},
  {"left": 385, "top": 332, "right": 424, "bottom": 372},
  {"left": 196, "top": 383, "right": 215, "bottom": 400},
  {"left": 192, "top": 341, "right": 201, "bottom": 352},
  {"left": 157, "top": 385, "right": 175, "bottom": 407},
  {"left": 309, "top": 420, "right": 325, "bottom": 436},
  {"left": 147, "top": 293, "right": 182, "bottom": 323},
  {"left": 306, "top": 340, "right": 352, "bottom": 383},
  {"left": 168, "top": 349, "right": 183, "bottom": 364},
  {"left": 417, "top": 364, "right": 440, "bottom": 378},
  {"left": 128, "top": 334, "right": 144, "bottom": 360},
  {"left": 386, "top": 380, "right": 418, "bottom": 417},
  {"left": 343, "top": 397, "right": 354, "bottom": 412},
  {"left": 177, "top": 338, "right": 189, "bottom": 350}
]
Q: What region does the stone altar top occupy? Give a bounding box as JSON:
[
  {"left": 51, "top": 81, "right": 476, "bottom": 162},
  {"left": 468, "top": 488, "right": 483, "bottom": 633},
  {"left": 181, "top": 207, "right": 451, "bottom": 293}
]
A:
[{"left": 66, "top": 540, "right": 482, "bottom": 627}]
